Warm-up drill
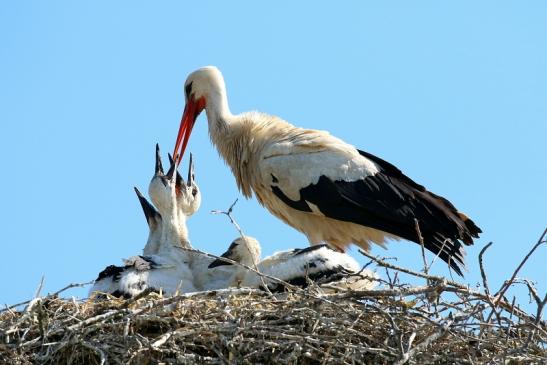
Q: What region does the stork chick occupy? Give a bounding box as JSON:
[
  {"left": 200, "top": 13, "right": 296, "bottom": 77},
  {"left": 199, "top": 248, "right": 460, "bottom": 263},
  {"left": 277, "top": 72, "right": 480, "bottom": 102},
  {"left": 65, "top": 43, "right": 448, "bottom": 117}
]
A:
[
  {"left": 90, "top": 149, "right": 198, "bottom": 298},
  {"left": 209, "top": 237, "right": 377, "bottom": 292},
  {"left": 204, "top": 236, "right": 262, "bottom": 290}
]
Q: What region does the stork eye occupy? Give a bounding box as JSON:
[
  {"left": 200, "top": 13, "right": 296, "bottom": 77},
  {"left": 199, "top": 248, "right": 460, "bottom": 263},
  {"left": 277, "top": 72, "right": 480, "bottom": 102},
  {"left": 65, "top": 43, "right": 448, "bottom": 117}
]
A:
[
  {"left": 192, "top": 187, "right": 198, "bottom": 197},
  {"left": 185, "top": 82, "right": 193, "bottom": 97}
]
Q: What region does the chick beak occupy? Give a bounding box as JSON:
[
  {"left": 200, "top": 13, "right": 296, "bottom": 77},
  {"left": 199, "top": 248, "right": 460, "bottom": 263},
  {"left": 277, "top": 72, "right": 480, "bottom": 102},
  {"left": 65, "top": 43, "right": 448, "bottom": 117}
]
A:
[
  {"left": 155, "top": 143, "right": 164, "bottom": 176},
  {"left": 168, "top": 153, "right": 185, "bottom": 189},
  {"left": 134, "top": 186, "right": 160, "bottom": 227},
  {"left": 165, "top": 158, "right": 177, "bottom": 183},
  {"left": 187, "top": 153, "right": 195, "bottom": 187}
]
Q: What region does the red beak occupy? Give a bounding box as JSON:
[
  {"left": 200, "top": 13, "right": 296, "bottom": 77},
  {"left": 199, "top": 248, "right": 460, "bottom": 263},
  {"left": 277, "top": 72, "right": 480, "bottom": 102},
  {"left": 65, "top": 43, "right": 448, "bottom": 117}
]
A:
[{"left": 173, "top": 96, "right": 205, "bottom": 165}]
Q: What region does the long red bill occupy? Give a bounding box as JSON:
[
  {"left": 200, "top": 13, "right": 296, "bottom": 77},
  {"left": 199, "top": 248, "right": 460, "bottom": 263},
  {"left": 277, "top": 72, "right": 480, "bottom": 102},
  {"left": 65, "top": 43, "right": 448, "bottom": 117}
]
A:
[
  {"left": 173, "top": 96, "right": 206, "bottom": 165},
  {"left": 173, "top": 100, "right": 196, "bottom": 166},
  {"left": 173, "top": 96, "right": 206, "bottom": 166}
]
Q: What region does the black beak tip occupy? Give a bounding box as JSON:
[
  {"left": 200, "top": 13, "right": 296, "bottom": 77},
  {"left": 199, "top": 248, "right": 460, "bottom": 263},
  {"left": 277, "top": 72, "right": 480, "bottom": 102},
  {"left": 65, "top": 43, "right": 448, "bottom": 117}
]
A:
[
  {"left": 134, "top": 186, "right": 143, "bottom": 198},
  {"left": 166, "top": 160, "right": 177, "bottom": 181},
  {"left": 187, "top": 153, "right": 195, "bottom": 186},
  {"left": 168, "top": 152, "right": 185, "bottom": 187},
  {"left": 208, "top": 259, "right": 231, "bottom": 269},
  {"left": 134, "top": 186, "right": 160, "bottom": 225},
  {"left": 155, "top": 144, "right": 164, "bottom": 175}
]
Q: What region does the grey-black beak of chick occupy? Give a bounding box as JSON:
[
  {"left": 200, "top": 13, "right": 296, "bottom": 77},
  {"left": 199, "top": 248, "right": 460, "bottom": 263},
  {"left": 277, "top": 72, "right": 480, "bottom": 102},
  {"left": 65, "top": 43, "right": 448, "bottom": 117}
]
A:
[
  {"left": 168, "top": 153, "right": 185, "bottom": 189},
  {"left": 208, "top": 239, "right": 238, "bottom": 269},
  {"left": 187, "top": 153, "right": 195, "bottom": 187},
  {"left": 155, "top": 143, "right": 164, "bottom": 176},
  {"left": 165, "top": 157, "right": 178, "bottom": 183},
  {"left": 134, "top": 186, "right": 161, "bottom": 227}
]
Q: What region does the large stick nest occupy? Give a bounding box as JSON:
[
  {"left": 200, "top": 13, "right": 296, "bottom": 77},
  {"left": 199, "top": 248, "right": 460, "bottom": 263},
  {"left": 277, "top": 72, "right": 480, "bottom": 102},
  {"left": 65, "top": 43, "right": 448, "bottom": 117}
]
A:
[{"left": 1, "top": 230, "right": 546, "bottom": 364}]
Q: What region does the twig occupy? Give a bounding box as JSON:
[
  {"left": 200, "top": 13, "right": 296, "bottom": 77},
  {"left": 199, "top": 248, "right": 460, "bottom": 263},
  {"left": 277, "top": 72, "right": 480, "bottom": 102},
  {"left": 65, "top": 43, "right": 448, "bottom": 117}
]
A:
[
  {"left": 484, "top": 228, "right": 547, "bottom": 325},
  {"left": 0, "top": 281, "right": 94, "bottom": 314},
  {"left": 494, "top": 228, "right": 547, "bottom": 305},
  {"left": 525, "top": 280, "right": 541, "bottom": 306},
  {"left": 428, "top": 239, "right": 450, "bottom": 271},
  {"left": 80, "top": 341, "right": 107, "bottom": 365},
  {"left": 478, "top": 242, "right": 493, "bottom": 296},
  {"left": 524, "top": 292, "right": 547, "bottom": 350},
  {"left": 359, "top": 249, "right": 542, "bottom": 325},
  {"left": 49, "top": 281, "right": 95, "bottom": 298},
  {"left": 34, "top": 276, "right": 45, "bottom": 299},
  {"left": 211, "top": 198, "right": 245, "bottom": 238},
  {"left": 359, "top": 250, "right": 466, "bottom": 290},
  {"left": 395, "top": 318, "right": 455, "bottom": 365},
  {"left": 477, "top": 242, "right": 503, "bottom": 336},
  {"left": 414, "top": 219, "right": 428, "bottom": 275}
]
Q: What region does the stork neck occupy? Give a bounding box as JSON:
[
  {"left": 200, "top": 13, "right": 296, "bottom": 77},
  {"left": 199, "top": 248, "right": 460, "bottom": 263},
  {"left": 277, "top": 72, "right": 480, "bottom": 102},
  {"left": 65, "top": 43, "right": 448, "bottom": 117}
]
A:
[
  {"left": 205, "top": 112, "right": 257, "bottom": 198},
  {"left": 240, "top": 251, "right": 259, "bottom": 268},
  {"left": 206, "top": 94, "right": 230, "bottom": 121},
  {"left": 142, "top": 229, "right": 160, "bottom": 256},
  {"left": 157, "top": 207, "right": 191, "bottom": 253},
  {"left": 241, "top": 243, "right": 261, "bottom": 267},
  {"left": 204, "top": 84, "right": 233, "bottom": 138},
  {"left": 176, "top": 213, "right": 192, "bottom": 248}
]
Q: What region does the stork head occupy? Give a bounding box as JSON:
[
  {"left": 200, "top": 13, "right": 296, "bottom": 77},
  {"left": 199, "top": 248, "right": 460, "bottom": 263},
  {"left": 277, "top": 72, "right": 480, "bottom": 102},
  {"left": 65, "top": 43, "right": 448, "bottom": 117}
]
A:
[
  {"left": 149, "top": 144, "right": 201, "bottom": 217},
  {"left": 234, "top": 236, "right": 262, "bottom": 266},
  {"left": 173, "top": 66, "right": 226, "bottom": 164},
  {"left": 170, "top": 152, "right": 201, "bottom": 216},
  {"left": 208, "top": 236, "right": 262, "bottom": 268}
]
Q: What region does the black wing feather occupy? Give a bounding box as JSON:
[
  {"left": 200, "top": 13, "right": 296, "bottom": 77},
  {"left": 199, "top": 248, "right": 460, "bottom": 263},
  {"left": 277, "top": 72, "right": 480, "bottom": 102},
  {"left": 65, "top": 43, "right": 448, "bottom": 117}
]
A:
[
  {"left": 95, "top": 265, "right": 124, "bottom": 282},
  {"left": 266, "top": 265, "right": 353, "bottom": 293},
  {"left": 271, "top": 149, "right": 481, "bottom": 276}
]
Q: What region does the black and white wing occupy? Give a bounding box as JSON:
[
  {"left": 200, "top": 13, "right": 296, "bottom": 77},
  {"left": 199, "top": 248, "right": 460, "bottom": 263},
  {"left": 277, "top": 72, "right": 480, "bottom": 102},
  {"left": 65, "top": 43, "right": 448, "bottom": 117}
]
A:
[{"left": 261, "top": 141, "right": 481, "bottom": 275}]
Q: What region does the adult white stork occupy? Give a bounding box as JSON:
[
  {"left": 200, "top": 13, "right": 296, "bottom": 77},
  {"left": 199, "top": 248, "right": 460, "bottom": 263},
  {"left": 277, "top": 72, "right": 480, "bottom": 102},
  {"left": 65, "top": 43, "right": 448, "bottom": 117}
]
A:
[{"left": 172, "top": 66, "right": 482, "bottom": 275}]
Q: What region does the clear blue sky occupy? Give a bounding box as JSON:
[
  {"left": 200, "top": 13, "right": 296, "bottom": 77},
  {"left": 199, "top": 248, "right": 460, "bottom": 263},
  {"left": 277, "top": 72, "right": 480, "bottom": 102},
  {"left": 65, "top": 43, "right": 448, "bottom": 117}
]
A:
[{"left": 1, "top": 2, "right": 545, "bottom": 310}]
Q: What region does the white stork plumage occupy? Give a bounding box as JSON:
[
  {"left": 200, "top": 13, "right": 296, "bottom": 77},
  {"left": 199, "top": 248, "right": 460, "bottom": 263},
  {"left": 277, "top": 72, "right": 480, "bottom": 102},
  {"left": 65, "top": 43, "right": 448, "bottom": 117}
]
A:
[
  {"left": 205, "top": 236, "right": 262, "bottom": 289},
  {"left": 208, "top": 236, "right": 377, "bottom": 292},
  {"left": 90, "top": 148, "right": 199, "bottom": 298},
  {"left": 90, "top": 144, "right": 375, "bottom": 297},
  {"left": 172, "top": 66, "right": 482, "bottom": 275}
]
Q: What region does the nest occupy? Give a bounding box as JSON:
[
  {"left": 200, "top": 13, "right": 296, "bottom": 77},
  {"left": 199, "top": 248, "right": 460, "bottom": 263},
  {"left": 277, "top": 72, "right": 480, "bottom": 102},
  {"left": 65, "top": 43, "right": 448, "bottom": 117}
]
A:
[{"left": 2, "top": 232, "right": 546, "bottom": 364}]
